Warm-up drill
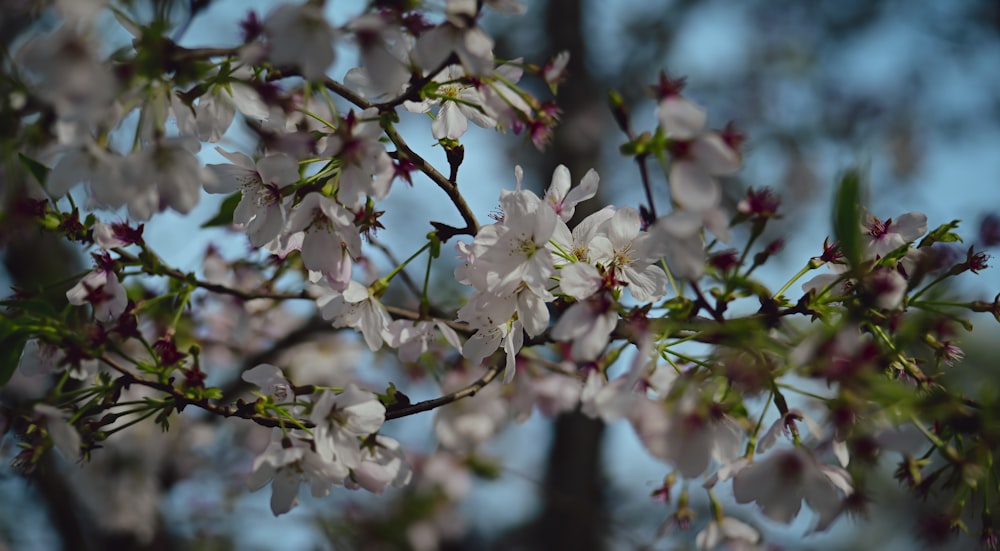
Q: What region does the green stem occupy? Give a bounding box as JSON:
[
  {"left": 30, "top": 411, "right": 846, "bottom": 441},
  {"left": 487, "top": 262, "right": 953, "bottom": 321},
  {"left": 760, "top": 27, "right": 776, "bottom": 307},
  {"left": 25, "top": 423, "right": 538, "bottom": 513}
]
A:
[
  {"left": 378, "top": 242, "right": 431, "bottom": 289},
  {"left": 774, "top": 262, "right": 816, "bottom": 300},
  {"left": 909, "top": 273, "right": 952, "bottom": 303}
]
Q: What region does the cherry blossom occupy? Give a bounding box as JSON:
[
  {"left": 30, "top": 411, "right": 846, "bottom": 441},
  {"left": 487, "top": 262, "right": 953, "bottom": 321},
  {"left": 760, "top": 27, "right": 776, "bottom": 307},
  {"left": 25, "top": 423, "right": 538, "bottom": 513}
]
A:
[
  {"left": 242, "top": 363, "right": 293, "bottom": 402},
  {"left": 247, "top": 433, "right": 346, "bottom": 516},
  {"left": 732, "top": 447, "right": 852, "bottom": 531},
  {"left": 589, "top": 206, "right": 668, "bottom": 301},
  {"left": 283, "top": 193, "right": 361, "bottom": 285},
  {"left": 206, "top": 148, "right": 299, "bottom": 247},
  {"left": 323, "top": 109, "right": 394, "bottom": 208},
  {"left": 347, "top": 435, "right": 412, "bottom": 494},
  {"left": 404, "top": 65, "right": 497, "bottom": 140},
  {"left": 413, "top": 0, "right": 494, "bottom": 76},
  {"left": 317, "top": 281, "right": 392, "bottom": 351},
  {"left": 264, "top": 3, "right": 337, "bottom": 81},
  {"left": 67, "top": 255, "right": 128, "bottom": 321},
  {"left": 629, "top": 392, "right": 743, "bottom": 478},
  {"left": 695, "top": 517, "right": 761, "bottom": 551},
  {"left": 543, "top": 164, "right": 599, "bottom": 222},
  {"left": 655, "top": 79, "right": 741, "bottom": 211},
  {"left": 386, "top": 319, "right": 462, "bottom": 363},
  {"left": 34, "top": 404, "right": 81, "bottom": 463}
]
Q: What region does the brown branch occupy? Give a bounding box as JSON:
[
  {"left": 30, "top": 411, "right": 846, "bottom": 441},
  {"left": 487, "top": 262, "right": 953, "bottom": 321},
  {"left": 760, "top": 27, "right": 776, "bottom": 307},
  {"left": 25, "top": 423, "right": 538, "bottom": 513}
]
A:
[
  {"left": 380, "top": 121, "right": 480, "bottom": 237},
  {"left": 115, "top": 249, "right": 311, "bottom": 302},
  {"left": 99, "top": 355, "right": 314, "bottom": 429},
  {"left": 322, "top": 74, "right": 480, "bottom": 239},
  {"left": 385, "top": 363, "right": 502, "bottom": 420}
]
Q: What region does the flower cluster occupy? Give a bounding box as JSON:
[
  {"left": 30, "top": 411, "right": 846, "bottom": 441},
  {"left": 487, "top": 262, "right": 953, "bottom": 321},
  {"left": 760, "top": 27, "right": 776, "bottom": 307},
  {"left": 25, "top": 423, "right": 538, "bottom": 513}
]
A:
[{"left": 3, "top": 1, "right": 999, "bottom": 548}]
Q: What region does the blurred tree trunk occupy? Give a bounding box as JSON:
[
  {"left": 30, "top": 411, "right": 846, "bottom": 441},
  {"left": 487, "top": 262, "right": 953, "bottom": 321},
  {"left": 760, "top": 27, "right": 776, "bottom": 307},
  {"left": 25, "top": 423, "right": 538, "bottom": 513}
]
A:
[{"left": 531, "top": 2, "right": 610, "bottom": 551}]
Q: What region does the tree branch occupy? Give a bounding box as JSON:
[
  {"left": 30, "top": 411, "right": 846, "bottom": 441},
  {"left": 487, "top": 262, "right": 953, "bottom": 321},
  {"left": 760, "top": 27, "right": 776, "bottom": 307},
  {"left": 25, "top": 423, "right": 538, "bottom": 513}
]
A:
[{"left": 385, "top": 363, "right": 501, "bottom": 420}]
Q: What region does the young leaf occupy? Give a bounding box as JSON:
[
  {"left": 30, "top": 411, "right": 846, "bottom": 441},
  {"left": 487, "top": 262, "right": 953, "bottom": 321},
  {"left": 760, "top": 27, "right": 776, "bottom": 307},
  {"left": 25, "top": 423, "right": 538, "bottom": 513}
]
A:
[
  {"left": 832, "top": 169, "right": 865, "bottom": 276},
  {"left": 18, "top": 153, "right": 50, "bottom": 187},
  {"left": 200, "top": 192, "right": 241, "bottom": 228}
]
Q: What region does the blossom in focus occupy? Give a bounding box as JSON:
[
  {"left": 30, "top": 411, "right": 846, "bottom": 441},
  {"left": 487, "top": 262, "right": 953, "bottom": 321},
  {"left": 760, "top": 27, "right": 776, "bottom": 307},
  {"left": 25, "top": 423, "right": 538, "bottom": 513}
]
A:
[
  {"left": 283, "top": 193, "right": 361, "bottom": 286},
  {"left": 317, "top": 281, "right": 392, "bottom": 351},
  {"left": 404, "top": 65, "right": 497, "bottom": 140},
  {"left": 206, "top": 148, "right": 299, "bottom": 247},
  {"left": 589, "top": 207, "right": 667, "bottom": 301},
  {"left": 543, "top": 164, "right": 599, "bottom": 222}
]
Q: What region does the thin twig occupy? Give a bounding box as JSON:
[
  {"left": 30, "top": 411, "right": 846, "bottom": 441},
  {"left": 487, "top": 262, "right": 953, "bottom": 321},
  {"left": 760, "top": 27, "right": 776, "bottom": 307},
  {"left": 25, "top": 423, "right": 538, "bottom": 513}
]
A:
[
  {"left": 385, "top": 363, "right": 501, "bottom": 420},
  {"left": 99, "top": 355, "right": 311, "bottom": 429}
]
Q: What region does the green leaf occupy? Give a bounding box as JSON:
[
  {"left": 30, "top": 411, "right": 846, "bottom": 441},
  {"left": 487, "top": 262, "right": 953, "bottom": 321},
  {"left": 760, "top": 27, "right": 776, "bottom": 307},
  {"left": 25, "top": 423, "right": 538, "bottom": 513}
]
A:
[
  {"left": 200, "top": 192, "right": 241, "bottom": 228},
  {"left": 0, "top": 299, "right": 57, "bottom": 318},
  {"left": 832, "top": 169, "right": 865, "bottom": 275},
  {"left": 18, "top": 153, "right": 50, "bottom": 187},
  {"left": 0, "top": 318, "right": 30, "bottom": 386},
  {"left": 919, "top": 220, "right": 963, "bottom": 248}
]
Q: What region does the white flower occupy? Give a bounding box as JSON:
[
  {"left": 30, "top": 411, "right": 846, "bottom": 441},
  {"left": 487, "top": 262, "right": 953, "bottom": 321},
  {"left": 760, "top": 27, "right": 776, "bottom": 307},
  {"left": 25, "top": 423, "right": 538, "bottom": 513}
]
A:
[
  {"left": 629, "top": 393, "right": 743, "bottom": 478},
  {"left": 242, "top": 363, "right": 293, "bottom": 402},
  {"left": 386, "top": 319, "right": 462, "bottom": 363},
  {"left": 580, "top": 370, "right": 635, "bottom": 422},
  {"left": 474, "top": 189, "right": 557, "bottom": 296},
  {"left": 46, "top": 141, "right": 120, "bottom": 198},
  {"left": 732, "top": 447, "right": 852, "bottom": 531},
  {"left": 346, "top": 13, "right": 412, "bottom": 99},
  {"left": 305, "top": 385, "right": 386, "bottom": 483},
  {"left": 247, "top": 433, "right": 347, "bottom": 516},
  {"left": 658, "top": 96, "right": 741, "bottom": 211},
  {"left": 122, "top": 138, "right": 214, "bottom": 220},
  {"left": 323, "top": 109, "right": 394, "bottom": 208},
  {"left": 17, "top": 26, "right": 116, "bottom": 125},
  {"left": 550, "top": 205, "right": 616, "bottom": 266},
  {"left": 404, "top": 65, "right": 496, "bottom": 140},
  {"left": 317, "top": 281, "right": 392, "bottom": 351},
  {"left": 34, "top": 404, "right": 81, "bottom": 463},
  {"left": 651, "top": 210, "right": 708, "bottom": 281},
  {"left": 19, "top": 340, "right": 96, "bottom": 380},
  {"left": 206, "top": 148, "right": 299, "bottom": 247},
  {"left": 347, "top": 435, "right": 412, "bottom": 494},
  {"left": 589, "top": 207, "right": 667, "bottom": 301},
  {"left": 284, "top": 193, "right": 361, "bottom": 286},
  {"left": 550, "top": 293, "right": 617, "bottom": 362},
  {"left": 695, "top": 517, "right": 761, "bottom": 551},
  {"left": 264, "top": 3, "right": 337, "bottom": 81},
  {"left": 543, "top": 164, "right": 599, "bottom": 222},
  {"left": 66, "top": 260, "right": 127, "bottom": 321},
  {"left": 461, "top": 319, "right": 524, "bottom": 383},
  {"left": 413, "top": 1, "right": 494, "bottom": 76},
  {"left": 867, "top": 267, "right": 907, "bottom": 310}
]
